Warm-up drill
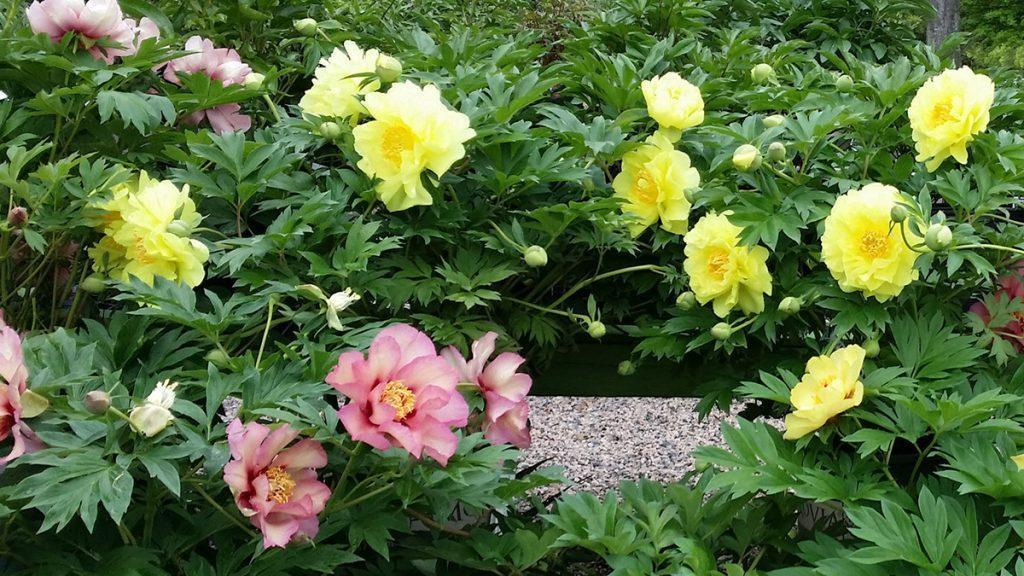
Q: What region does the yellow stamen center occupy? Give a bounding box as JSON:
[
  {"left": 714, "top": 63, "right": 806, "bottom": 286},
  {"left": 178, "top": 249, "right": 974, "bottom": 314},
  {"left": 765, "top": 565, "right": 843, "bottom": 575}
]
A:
[
  {"left": 381, "top": 123, "right": 415, "bottom": 167},
  {"left": 265, "top": 466, "right": 295, "bottom": 504},
  {"left": 633, "top": 169, "right": 659, "bottom": 205},
  {"left": 859, "top": 230, "right": 889, "bottom": 259},
  {"left": 134, "top": 235, "right": 155, "bottom": 264},
  {"left": 706, "top": 250, "right": 731, "bottom": 279},
  {"left": 930, "top": 99, "right": 956, "bottom": 125},
  {"left": 380, "top": 380, "right": 416, "bottom": 421}
]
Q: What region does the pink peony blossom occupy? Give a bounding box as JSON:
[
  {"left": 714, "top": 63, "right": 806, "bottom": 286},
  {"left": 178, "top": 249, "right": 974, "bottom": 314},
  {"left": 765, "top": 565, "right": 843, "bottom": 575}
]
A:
[
  {"left": 970, "top": 264, "right": 1024, "bottom": 351},
  {"left": 26, "top": 0, "right": 158, "bottom": 63},
  {"left": 164, "top": 36, "right": 252, "bottom": 133},
  {"left": 441, "top": 332, "right": 532, "bottom": 449},
  {"left": 222, "top": 419, "right": 330, "bottom": 548},
  {"left": 0, "top": 315, "right": 43, "bottom": 466},
  {"left": 327, "top": 324, "right": 469, "bottom": 466}
]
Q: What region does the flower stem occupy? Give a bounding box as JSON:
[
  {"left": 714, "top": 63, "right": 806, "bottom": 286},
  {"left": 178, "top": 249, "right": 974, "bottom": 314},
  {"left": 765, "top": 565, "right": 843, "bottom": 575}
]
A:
[
  {"left": 406, "top": 507, "right": 471, "bottom": 537},
  {"left": 503, "top": 297, "right": 585, "bottom": 322},
  {"left": 954, "top": 243, "right": 1024, "bottom": 258},
  {"left": 256, "top": 297, "right": 276, "bottom": 367},
  {"left": 191, "top": 482, "right": 259, "bottom": 539},
  {"left": 549, "top": 264, "right": 667, "bottom": 309}
]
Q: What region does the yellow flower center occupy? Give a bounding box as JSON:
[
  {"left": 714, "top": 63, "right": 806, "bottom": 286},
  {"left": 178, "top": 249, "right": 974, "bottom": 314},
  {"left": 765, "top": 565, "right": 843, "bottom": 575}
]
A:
[
  {"left": 633, "top": 170, "right": 659, "bottom": 205},
  {"left": 706, "top": 250, "right": 732, "bottom": 279},
  {"left": 265, "top": 466, "right": 295, "bottom": 504},
  {"left": 381, "top": 123, "right": 415, "bottom": 167},
  {"left": 379, "top": 380, "right": 416, "bottom": 421},
  {"left": 859, "top": 230, "right": 890, "bottom": 259},
  {"left": 134, "top": 235, "right": 155, "bottom": 264},
  {"left": 929, "top": 99, "right": 957, "bottom": 125}
]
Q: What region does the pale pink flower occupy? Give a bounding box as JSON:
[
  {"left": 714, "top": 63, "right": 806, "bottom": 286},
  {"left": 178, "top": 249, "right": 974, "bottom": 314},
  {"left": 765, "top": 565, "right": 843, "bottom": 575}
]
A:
[
  {"left": 222, "top": 419, "right": 330, "bottom": 548},
  {"left": 441, "top": 332, "right": 532, "bottom": 449},
  {"left": 0, "top": 315, "right": 43, "bottom": 466},
  {"left": 26, "top": 0, "right": 157, "bottom": 63},
  {"left": 164, "top": 36, "right": 252, "bottom": 133},
  {"left": 327, "top": 324, "right": 469, "bottom": 466}
]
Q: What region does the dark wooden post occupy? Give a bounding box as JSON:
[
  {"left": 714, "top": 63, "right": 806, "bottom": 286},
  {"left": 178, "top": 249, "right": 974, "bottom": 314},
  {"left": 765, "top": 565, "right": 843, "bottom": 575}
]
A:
[{"left": 926, "top": 0, "right": 961, "bottom": 63}]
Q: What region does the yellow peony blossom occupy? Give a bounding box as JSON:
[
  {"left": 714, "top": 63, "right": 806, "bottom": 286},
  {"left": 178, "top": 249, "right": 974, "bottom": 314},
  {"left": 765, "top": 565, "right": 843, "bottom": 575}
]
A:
[
  {"left": 89, "top": 172, "right": 209, "bottom": 287},
  {"left": 352, "top": 81, "right": 475, "bottom": 211},
  {"left": 612, "top": 132, "right": 699, "bottom": 236},
  {"left": 641, "top": 72, "right": 704, "bottom": 137},
  {"left": 820, "top": 183, "right": 921, "bottom": 302},
  {"left": 784, "top": 345, "right": 866, "bottom": 440},
  {"left": 908, "top": 67, "right": 994, "bottom": 172},
  {"left": 299, "top": 41, "right": 382, "bottom": 121},
  {"left": 683, "top": 212, "right": 772, "bottom": 317}
]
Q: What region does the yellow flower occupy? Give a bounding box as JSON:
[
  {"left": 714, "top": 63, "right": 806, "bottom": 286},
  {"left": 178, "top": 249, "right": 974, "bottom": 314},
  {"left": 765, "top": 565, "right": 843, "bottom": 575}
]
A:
[
  {"left": 299, "top": 41, "right": 381, "bottom": 121},
  {"left": 683, "top": 212, "right": 772, "bottom": 317},
  {"left": 352, "top": 81, "right": 475, "bottom": 211},
  {"left": 784, "top": 345, "right": 865, "bottom": 440},
  {"left": 641, "top": 72, "right": 704, "bottom": 136},
  {"left": 1013, "top": 454, "right": 1024, "bottom": 470},
  {"left": 908, "top": 67, "right": 994, "bottom": 172},
  {"left": 89, "top": 172, "right": 209, "bottom": 287},
  {"left": 820, "top": 183, "right": 920, "bottom": 302},
  {"left": 612, "top": 132, "right": 699, "bottom": 236}
]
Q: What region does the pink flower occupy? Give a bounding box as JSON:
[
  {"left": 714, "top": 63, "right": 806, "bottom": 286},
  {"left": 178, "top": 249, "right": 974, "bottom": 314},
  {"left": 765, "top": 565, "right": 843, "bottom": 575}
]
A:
[
  {"left": 222, "top": 419, "right": 330, "bottom": 548},
  {"left": 441, "top": 332, "right": 532, "bottom": 449},
  {"left": 164, "top": 36, "right": 252, "bottom": 134},
  {"left": 971, "top": 264, "right": 1024, "bottom": 351},
  {"left": 0, "top": 315, "right": 43, "bottom": 466},
  {"left": 327, "top": 324, "right": 469, "bottom": 466},
  {"left": 26, "top": 0, "right": 158, "bottom": 63}
]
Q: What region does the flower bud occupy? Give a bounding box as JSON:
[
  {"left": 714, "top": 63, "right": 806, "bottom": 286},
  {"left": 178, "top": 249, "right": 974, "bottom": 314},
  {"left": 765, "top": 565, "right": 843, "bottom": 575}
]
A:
[
  {"left": 863, "top": 338, "right": 880, "bottom": 359},
  {"left": 7, "top": 206, "right": 27, "bottom": 228},
  {"left": 320, "top": 121, "right": 342, "bottom": 141},
  {"left": 684, "top": 187, "right": 697, "bottom": 204},
  {"left": 205, "top": 348, "right": 231, "bottom": 368},
  {"left": 582, "top": 175, "right": 595, "bottom": 192},
  {"left": 79, "top": 274, "right": 106, "bottom": 293},
  {"left": 890, "top": 205, "right": 908, "bottom": 223},
  {"left": 166, "top": 219, "right": 193, "bottom": 237},
  {"left": 523, "top": 245, "right": 548, "bottom": 268},
  {"left": 763, "top": 114, "right": 785, "bottom": 128},
  {"left": 243, "top": 72, "right": 265, "bottom": 90},
  {"left": 924, "top": 223, "right": 953, "bottom": 251},
  {"left": 778, "top": 296, "right": 802, "bottom": 316},
  {"left": 710, "top": 322, "right": 732, "bottom": 341},
  {"left": 328, "top": 288, "right": 361, "bottom": 313},
  {"left": 767, "top": 141, "right": 786, "bottom": 162},
  {"left": 617, "top": 360, "right": 635, "bottom": 376},
  {"left": 375, "top": 54, "right": 402, "bottom": 83},
  {"left": 84, "top": 390, "right": 111, "bottom": 414},
  {"left": 675, "top": 291, "right": 697, "bottom": 311},
  {"left": 836, "top": 74, "right": 854, "bottom": 92},
  {"left": 732, "top": 144, "right": 762, "bottom": 172},
  {"left": 129, "top": 403, "right": 174, "bottom": 437},
  {"left": 587, "top": 321, "right": 606, "bottom": 339},
  {"left": 294, "top": 18, "right": 318, "bottom": 37},
  {"left": 751, "top": 63, "right": 775, "bottom": 84}
]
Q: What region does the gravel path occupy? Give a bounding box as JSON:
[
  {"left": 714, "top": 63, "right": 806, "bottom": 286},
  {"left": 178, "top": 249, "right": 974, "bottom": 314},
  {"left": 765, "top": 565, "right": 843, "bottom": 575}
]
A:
[{"left": 523, "top": 396, "right": 734, "bottom": 494}]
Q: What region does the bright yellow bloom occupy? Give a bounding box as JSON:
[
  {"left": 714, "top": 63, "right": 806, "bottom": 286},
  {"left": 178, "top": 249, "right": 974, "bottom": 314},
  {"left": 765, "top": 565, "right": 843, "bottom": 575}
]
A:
[
  {"left": 821, "top": 183, "right": 920, "bottom": 302},
  {"left": 352, "top": 81, "right": 475, "bottom": 211},
  {"left": 784, "top": 345, "right": 866, "bottom": 440},
  {"left": 299, "top": 41, "right": 381, "bottom": 120},
  {"left": 641, "top": 72, "right": 704, "bottom": 136},
  {"left": 683, "top": 213, "right": 772, "bottom": 317},
  {"left": 612, "top": 132, "right": 698, "bottom": 236},
  {"left": 90, "top": 172, "right": 209, "bottom": 287},
  {"left": 908, "top": 67, "right": 994, "bottom": 172}
]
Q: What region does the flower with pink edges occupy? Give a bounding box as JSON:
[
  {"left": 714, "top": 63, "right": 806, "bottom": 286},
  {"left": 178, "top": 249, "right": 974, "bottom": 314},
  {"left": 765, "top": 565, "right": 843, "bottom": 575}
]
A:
[
  {"left": 327, "top": 324, "right": 469, "bottom": 466},
  {"left": 26, "top": 0, "right": 158, "bottom": 63},
  {"left": 0, "top": 314, "right": 44, "bottom": 466},
  {"left": 441, "top": 332, "right": 532, "bottom": 449},
  {"left": 163, "top": 36, "right": 252, "bottom": 133},
  {"left": 970, "top": 263, "right": 1024, "bottom": 351},
  {"left": 222, "top": 419, "right": 330, "bottom": 548}
]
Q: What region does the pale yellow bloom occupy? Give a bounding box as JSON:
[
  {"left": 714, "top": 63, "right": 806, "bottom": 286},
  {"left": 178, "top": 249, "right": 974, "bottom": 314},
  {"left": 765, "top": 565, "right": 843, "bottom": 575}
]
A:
[
  {"left": 612, "top": 132, "right": 698, "bottom": 236},
  {"left": 683, "top": 212, "right": 772, "bottom": 317},
  {"left": 1013, "top": 454, "right": 1024, "bottom": 470},
  {"left": 129, "top": 379, "right": 177, "bottom": 437},
  {"left": 299, "top": 41, "right": 381, "bottom": 120},
  {"left": 353, "top": 81, "right": 475, "bottom": 211},
  {"left": 641, "top": 72, "right": 704, "bottom": 135},
  {"left": 784, "top": 345, "right": 865, "bottom": 440},
  {"left": 908, "top": 67, "right": 994, "bottom": 172},
  {"left": 821, "top": 183, "right": 920, "bottom": 302}
]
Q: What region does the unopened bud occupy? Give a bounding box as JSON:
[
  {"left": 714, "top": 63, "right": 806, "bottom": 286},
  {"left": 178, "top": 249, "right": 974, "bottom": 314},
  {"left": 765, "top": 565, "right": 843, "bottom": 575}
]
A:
[
  {"left": 676, "top": 291, "right": 697, "bottom": 311},
  {"left": 924, "top": 223, "right": 953, "bottom": 251},
  {"left": 375, "top": 54, "right": 402, "bottom": 83},
  {"left": 767, "top": 141, "right": 786, "bottom": 162},
  {"left": 205, "top": 349, "right": 231, "bottom": 368},
  {"left": 84, "top": 390, "right": 111, "bottom": 414},
  {"left": 294, "top": 18, "right": 318, "bottom": 37},
  {"left": 587, "top": 320, "right": 606, "bottom": 339},
  {"left": 80, "top": 274, "right": 106, "bottom": 293},
  {"left": 320, "top": 121, "right": 342, "bottom": 141},
  {"left": 684, "top": 187, "right": 697, "bottom": 204},
  {"left": 732, "top": 144, "right": 762, "bottom": 171},
  {"left": 890, "top": 205, "right": 908, "bottom": 223},
  {"left": 617, "top": 360, "right": 635, "bottom": 376},
  {"left": 166, "top": 219, "right": 193, "bottom": 237},
  {"left": 778, "top": 296, "right": 802, "bottom": 316},
  {"left": 763, "top": 114, "right": 785, "bottom": 128},
  {"left": 7, "top": 206, "right": 27, "bottom": 228},
  {"left": 836, "top": 74, "right": 854, "bottom": 92},
  {"left": 751, "top": 63, "right": 775, "bottom": 84},
  {"left": 863, "top": 338, "right": 880, "bottom": 359},
  {"left": 243, "top": 72, "right": 265, "bottom": 90},
  {"left": 710, "top": 322, "right": 732, "bottom": 341},
  {"left": 524, "top": 245, "right": 548, "bottom": 267}
]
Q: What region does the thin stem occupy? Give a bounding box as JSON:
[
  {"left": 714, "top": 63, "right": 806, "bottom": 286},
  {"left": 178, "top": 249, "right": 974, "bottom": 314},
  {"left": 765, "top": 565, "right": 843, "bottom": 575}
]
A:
[
  {"left": 549, "top": 264, "right": 667, "bottom": 309},
  {"left": 955, "top": 244, "right": 1024, "bottom": 257},
  {"left": 406, "top": 507, "right": 471, "bottom": 537},
  {"left": 909, "top": 434, "right": 939, "bottom": 484},
  {"left": 488, "top": 220, "right": 525, "bottom": 252},
  {"left": 503, "top": 297, "right": 586, "bottom": 322},
  {"left": 336, "top": 483, "right": 393, "bottom": 511},
  {"left": 191, "top": 482, "right": 259, "bottom": 539},
  {"left": 262, "top": 94, "right": 282, "bottom": 123},
  {"left": 255, "top": 297, "right": 276, "bottom": 367}
]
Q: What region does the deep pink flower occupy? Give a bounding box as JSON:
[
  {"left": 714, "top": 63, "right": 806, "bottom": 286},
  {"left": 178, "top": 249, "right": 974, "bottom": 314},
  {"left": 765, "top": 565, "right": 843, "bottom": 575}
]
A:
[
  {"left": 441, "top": 332, "right": 532, "bottom": 449},
  {"left": 164, "top": 36, "right": 252, "bottom": 133},
  {"left": 26, "top": 0, "right": 158, "bottom": 63},
  {"left": 971, "top": 264, "right": 1024, "bottom": 351},
  {"left": 0, "top": 315, "right": 43, "bottom": 466},
  {"left": 327, "top": 324, "right": 469, "bottom": 466},
  {"left": 222, "top": 419, "right": 330, "bottom": 548}
]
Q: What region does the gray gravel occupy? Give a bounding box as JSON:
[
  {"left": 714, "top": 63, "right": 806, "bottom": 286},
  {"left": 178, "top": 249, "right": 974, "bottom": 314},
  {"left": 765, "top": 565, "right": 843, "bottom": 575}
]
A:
[{"left": 523, "top": 396, "right": 734, "bottom": 494}]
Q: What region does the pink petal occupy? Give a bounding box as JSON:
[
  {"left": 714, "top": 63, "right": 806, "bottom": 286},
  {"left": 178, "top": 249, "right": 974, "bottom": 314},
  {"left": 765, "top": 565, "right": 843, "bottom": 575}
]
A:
[
  {"left": 258, "top": 511, "right": 300, "bottom": 548},
  {"left": 378, "top": 420, "right": 423, "bottom": 458},
  {"left": 367, "top": 335, "right": 403, "bottom": 385},
  {"left": 395, "top": 356, "right": 457, "bottom": 395},
  {"left": 411, "top": 417, "right": 460, "bottom": 466},
  {"left": 273, "top": 439, "right": 327, "bottom": 471},
  {"left": 253, "top": 424, "right": 300, "bottom": 471},
  {"left": 377, "top": 324, "right": 437, "bottom": 367},
  {"left": 204, "top": 104, "right": 251, "bottom": 134},
  {"left": 338, "top": 403, "right": 391, "bottom": 451},
  {"left": 479, "top": 352, "right": 531, "bottom": 402},
  {"left": 227, "top": 418, "right": 270, "bottom": 463},
  {"left": 484, "top": 400, "right": 531, "bottom": 449},
  {"left": 467, "top": 332, "right": 498, "bottom": 376}
]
